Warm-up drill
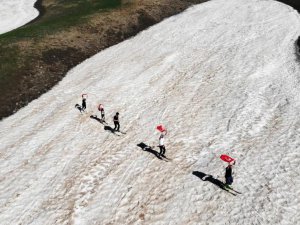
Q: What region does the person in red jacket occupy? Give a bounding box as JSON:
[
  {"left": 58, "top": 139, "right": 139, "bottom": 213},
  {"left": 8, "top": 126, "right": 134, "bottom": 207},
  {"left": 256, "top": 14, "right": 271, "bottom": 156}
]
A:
[{"left": 98, "top": 104, "right": 105, "bottom": 122}]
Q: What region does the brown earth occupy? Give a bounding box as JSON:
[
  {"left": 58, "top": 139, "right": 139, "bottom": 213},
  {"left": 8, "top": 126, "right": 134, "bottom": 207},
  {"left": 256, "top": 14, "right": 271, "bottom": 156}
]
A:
[{"left": 0, "top": 0, "right": 208, "bottom": 120}]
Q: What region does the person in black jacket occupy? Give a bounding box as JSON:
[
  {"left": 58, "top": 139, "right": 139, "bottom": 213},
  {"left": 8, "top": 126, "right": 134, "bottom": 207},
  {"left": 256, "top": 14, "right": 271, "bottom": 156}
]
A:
[
  {"left": 113, "top": 112, "right": 120, "bottom": 131},
  {"left": 224, "top": 163, "right": 234, "bottom": 187},
  {"left": 81, "top": 94, "right": 87, "bottom": 111}
]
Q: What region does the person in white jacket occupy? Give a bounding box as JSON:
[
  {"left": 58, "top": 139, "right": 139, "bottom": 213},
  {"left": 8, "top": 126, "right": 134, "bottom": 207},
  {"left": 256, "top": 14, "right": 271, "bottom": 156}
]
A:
[{"left": 158, "top": 134, "right": 166, "bottom": 157}]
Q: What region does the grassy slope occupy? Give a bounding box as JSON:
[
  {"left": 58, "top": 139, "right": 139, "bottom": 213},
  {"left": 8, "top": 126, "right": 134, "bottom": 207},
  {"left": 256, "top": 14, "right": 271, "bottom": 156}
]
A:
[
  {"left": 0, "top": 0, "right": 123, "bottom": 80},
  {"left": 0, "top": 0, "right": 207, "bottom": 119},
  {"left": 1, "top": 0, "right": 122, "bottom": 40}
]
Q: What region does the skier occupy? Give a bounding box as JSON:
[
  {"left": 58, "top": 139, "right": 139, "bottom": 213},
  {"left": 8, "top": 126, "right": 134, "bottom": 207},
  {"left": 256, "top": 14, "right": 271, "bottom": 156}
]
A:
[
  {"left": 224, "top": 162, "right": 234, "bottom": 188},
  {"left": 82, "top": 94, "right": 87, "bottom": 112},
  {"left": 113, "top": 112, "right": 120, "bottom": 131},
  {"left": 158, "top": 133, "right": 166, "bottom": 157},
  {"left": 98, "top": 104, "right": 105, "bottom": 122}
]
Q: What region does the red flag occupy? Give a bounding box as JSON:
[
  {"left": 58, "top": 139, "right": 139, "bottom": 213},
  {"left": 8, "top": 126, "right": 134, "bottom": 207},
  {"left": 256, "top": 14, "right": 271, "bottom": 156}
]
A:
[
  {"left": 156, "top": 125, "right": 166, "bottom": 132},
  {"left": 220, "top": 154, "right": 235, "bottom": 163}
]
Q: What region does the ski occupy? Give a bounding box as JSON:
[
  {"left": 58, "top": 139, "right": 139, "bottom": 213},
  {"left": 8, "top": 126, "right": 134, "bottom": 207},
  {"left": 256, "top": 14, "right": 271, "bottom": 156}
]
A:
[
  {"left": 156, "top": 155, "right": 169, "bottom": 162},
  {"left": 161, "top": 155, "right": 172, "bottom": 161},
  {"left": 115, "top": 131, "right": 126, "bottom": 134},
  {"left": 224, "top": 185, "right": 242, "bottom": 194},
  {"left": 225, "top": 190, "right": 237, "bottom": 196}
]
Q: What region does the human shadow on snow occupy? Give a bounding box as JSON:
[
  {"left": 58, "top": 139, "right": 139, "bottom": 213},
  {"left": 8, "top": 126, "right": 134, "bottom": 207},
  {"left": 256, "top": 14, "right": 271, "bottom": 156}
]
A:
[
  {"left": 103, "top": 125, "right": 120, "bottom": 136},
  {"left": 75, "top": 104, "right": 83, "bottom": 113},
  {"left": 137, "top": 142, "right": 162, "bottom": 160},
  {"left": 89, "top": 116, "right": 117, "bottom": 135},
  {"left": 192, "top": 171, "right": 235, "bottom": 195},
  {"left": 90, "top": 115, "right": 104, "bottom": 124}
]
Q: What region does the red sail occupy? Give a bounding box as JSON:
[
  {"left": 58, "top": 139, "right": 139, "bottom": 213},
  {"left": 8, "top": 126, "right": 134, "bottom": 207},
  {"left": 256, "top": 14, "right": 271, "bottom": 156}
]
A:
[
  {"left": 156, "top": 125, "right": 166, "bottom": 132},
  {"left": 220, "top": 154, "right": 235, "bottom": 163}
]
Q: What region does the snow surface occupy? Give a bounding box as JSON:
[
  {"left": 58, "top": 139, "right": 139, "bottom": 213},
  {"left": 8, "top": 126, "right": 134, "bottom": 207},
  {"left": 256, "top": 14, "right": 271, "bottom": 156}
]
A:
[
  {"left": 1, "top": 0, "right": 300, "bottom": 224},
  {"left": 0, "top": 0, "right": 38, "bottom": 34}
]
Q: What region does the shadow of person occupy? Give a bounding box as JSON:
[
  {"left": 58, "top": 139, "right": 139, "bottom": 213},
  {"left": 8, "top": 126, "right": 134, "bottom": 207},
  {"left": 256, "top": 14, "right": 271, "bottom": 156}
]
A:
[
  {"left": 137, "top": 142, "right": 162, "bottom": 160},
  {"left": 75, "top": 104, "right": 82, "bottom": 112},
  {"left": 104, "top": 125, "right": 120, "bottom": 136},
  {"left": 192, "top": 171, "right": 233, "bottom": 193},
  {"left": 90, "top": 115, "right": 104, "bottom": 124}
]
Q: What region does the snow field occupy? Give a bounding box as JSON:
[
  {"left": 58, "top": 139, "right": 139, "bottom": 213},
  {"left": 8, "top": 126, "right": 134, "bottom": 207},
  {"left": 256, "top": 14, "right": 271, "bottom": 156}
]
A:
[{"left": 0, "top": 0, "right": 300, "bottom": 224}]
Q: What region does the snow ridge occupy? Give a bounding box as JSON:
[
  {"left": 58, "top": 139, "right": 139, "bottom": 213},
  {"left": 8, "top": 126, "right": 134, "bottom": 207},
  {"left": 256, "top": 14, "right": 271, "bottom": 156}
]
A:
[{"left": 1, "top": 0, "right": 300, "bottom": 224}]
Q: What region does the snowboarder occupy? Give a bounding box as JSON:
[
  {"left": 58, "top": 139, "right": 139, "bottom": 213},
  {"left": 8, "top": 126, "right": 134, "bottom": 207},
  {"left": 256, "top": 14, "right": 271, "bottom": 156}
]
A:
[
  {"left": 98, "top": 104, "right": 105, "bottom": 121},
  {"left": 224, "top": 162, "right": 234, "bottom": 188},
  {"left": 113, "top": 112, "right": 120, "bottom": 131},
  {"left": 82, "top": 94, "right": 87, "bottom": 112},
  {"left": 158, "top": 133, "right": 166, "bottom": 157}
]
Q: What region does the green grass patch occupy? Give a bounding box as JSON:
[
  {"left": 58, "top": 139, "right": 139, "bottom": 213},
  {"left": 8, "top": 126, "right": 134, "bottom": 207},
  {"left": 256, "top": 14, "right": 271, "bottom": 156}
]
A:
[
  {"left": 0, "top": 0, "right": 123, "bottom": 41},
  {"left": 0, "top": 45, "right": 22, "bottom": 81},
  {"left": 0, "top": 0, "right": 126, "bottom": 82}
]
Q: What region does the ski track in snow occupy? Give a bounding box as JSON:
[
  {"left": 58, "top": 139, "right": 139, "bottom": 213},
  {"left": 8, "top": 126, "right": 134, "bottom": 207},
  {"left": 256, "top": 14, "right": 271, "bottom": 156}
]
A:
[
  {"left": 0, "top": 0, "right": 38, "bottom": 35},
  {"left": 1, "top": 0, "right": 300, "bottom": 224}
]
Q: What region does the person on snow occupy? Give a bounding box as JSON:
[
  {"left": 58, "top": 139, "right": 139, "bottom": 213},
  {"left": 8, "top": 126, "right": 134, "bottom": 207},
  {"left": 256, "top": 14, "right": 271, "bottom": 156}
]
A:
[
  {"left": 81, "top": 94, "right": 87, "bottom": 112},
  {"left": 224, "top": 162, "right": 235, "bottom": 188},
  {"left": 98, "top": 104, "right": 105, "bottom": 121},
  {"left": 158, "top": 133, "right": 166, "bottom": 157},
  {"left": 113, "top": 112, "right": 120, "bottom": 131}
]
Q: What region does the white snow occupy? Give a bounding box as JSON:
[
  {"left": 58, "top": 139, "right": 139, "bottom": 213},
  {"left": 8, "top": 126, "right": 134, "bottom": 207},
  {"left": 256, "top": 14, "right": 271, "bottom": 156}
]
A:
[
  {"left": 1, "top": 0, "right": 300, "bottom": 224},
  {"left": 0, "top": 0, "right": 39, "bottom": 34}
]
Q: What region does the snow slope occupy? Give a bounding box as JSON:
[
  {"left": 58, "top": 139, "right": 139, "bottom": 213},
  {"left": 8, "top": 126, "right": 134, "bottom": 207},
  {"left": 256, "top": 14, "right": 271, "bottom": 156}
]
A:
[
  {"left": 1, "top": 0, "right": 300, "bottom": 224},
  {"left": 0, "top": 0, "right": 38, "bottom": 34}
]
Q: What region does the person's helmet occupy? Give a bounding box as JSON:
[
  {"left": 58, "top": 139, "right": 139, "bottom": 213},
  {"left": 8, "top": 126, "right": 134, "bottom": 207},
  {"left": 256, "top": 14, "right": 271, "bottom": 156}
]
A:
[{"left": 116, "top": 112, "right": 119, "bottom": 115}]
